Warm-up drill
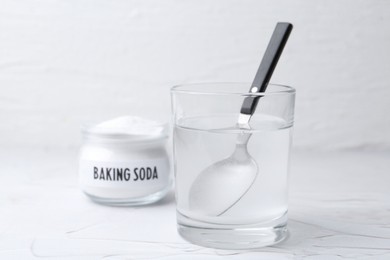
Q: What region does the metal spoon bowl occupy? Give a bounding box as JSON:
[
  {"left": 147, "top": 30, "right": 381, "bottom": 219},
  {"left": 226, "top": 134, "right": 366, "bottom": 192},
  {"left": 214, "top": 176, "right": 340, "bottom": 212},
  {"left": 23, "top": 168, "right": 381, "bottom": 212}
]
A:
[{"left": 189, "top": 132, "right": 258, "bottom": 216}]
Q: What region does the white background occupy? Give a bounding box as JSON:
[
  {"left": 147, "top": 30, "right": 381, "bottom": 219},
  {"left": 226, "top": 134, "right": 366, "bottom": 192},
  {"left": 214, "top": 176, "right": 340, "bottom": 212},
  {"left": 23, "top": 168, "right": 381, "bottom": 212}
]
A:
[{"left": 1, "top": 0, "right": 390, "bottom": 151}]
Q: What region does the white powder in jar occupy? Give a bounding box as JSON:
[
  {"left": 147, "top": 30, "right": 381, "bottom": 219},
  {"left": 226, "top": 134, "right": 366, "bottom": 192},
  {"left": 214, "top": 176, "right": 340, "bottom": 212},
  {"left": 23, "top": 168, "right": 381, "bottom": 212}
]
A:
[
  {"left": 79, "top": 116, "right": 171, "bottom": 206},
  {"left": 91, "top": 116, "right": 166, "bottom": 137}
]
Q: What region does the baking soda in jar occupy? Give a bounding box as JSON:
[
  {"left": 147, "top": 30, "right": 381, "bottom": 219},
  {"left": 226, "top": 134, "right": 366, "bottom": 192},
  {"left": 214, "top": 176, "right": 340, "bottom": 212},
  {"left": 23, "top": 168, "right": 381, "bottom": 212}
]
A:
[{"left": 79, "top": 116, "right": 171, "bottom": 206}]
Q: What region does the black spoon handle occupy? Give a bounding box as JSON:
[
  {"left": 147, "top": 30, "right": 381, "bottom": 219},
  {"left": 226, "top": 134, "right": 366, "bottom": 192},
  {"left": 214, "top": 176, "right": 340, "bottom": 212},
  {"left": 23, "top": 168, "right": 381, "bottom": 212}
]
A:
[{"left": 240, "top": 22, "right": 293, "bottom": 116}]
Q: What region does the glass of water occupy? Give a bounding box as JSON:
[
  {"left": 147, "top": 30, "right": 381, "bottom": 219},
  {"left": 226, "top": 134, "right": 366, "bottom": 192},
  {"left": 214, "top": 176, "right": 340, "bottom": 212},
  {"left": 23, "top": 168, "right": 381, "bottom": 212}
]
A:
[{"left": 171, "top": 83, "right": 295, "bottom": 249}]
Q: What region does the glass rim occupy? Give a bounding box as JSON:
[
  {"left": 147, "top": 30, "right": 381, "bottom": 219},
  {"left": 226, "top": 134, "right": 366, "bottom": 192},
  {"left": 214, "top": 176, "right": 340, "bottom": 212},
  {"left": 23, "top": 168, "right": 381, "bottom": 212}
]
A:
[{"left": 171, "top": 82, "right": 295, "bottom": 96}]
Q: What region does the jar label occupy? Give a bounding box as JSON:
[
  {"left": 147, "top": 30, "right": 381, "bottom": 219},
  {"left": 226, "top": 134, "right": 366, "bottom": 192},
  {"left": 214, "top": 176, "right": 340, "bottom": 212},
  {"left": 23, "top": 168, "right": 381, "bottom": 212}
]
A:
[{"left": 79, "top": 158, "right": 170, "bottom": 188}]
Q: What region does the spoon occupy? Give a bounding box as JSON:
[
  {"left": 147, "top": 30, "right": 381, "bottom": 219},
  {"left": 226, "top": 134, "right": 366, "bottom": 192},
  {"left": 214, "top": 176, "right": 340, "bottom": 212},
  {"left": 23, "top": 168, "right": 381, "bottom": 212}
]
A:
[{"left": 189, "top": 22, "right": 293, "bottom": 217}]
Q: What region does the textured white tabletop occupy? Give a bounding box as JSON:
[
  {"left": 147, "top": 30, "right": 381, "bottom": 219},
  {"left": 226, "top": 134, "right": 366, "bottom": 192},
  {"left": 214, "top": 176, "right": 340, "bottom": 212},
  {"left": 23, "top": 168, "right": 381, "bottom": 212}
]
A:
[{"left": 1, "top": 149, "right": 389, "bottom": 259}]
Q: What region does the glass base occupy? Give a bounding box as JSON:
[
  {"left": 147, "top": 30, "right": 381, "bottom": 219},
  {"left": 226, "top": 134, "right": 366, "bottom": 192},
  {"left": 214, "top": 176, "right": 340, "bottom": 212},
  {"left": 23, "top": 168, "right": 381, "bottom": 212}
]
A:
[
  {"left": 84, "top": 186, "right": 171, "bottom": 206},
  {"left": 177, "top": 212, "right": 288, "bottom": 249}
]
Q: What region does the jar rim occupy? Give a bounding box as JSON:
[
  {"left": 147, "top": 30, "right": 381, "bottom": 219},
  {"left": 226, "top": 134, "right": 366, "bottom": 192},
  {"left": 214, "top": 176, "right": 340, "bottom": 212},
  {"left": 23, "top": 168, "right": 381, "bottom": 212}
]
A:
[{"left": 81, "top": 122, "right": 169, "bottom": 144}]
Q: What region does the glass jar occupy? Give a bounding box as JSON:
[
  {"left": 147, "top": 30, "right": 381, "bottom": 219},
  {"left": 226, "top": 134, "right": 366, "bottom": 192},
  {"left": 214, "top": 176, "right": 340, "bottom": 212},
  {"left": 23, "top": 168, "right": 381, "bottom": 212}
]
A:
[{"left": 79, "top": 119, "right": 171, "bottom": 206}]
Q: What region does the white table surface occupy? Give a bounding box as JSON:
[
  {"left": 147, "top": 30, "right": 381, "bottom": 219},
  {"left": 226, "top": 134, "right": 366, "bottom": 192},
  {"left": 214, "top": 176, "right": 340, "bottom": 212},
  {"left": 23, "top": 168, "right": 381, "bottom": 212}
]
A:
[{"left": 1, "top": 148, "right": 389, "bottom": 259}]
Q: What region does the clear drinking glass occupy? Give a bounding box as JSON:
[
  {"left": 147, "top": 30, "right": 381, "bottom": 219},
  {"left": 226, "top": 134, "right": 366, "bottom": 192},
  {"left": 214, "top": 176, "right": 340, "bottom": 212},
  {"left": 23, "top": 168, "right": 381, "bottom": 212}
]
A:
[{"left": 171, "top": 83, "right": 295, "bottom": 249}]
